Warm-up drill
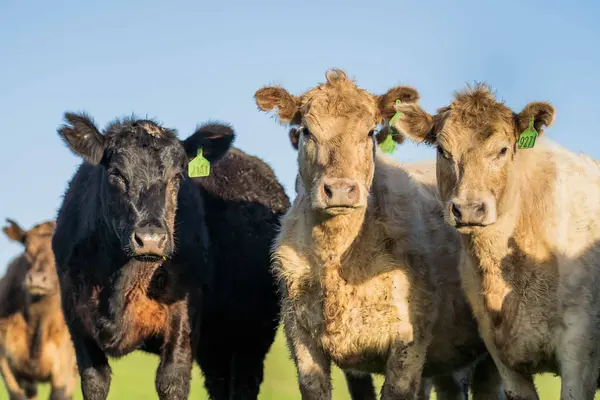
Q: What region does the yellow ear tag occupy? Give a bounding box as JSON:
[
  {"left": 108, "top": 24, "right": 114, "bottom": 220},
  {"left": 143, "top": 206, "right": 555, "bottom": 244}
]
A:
[
  {"left": 517, "top": 117, "right": 538, "bottom": 149},
  {"left": 188, "top": 148, "right": 210, "bottom": 178}
]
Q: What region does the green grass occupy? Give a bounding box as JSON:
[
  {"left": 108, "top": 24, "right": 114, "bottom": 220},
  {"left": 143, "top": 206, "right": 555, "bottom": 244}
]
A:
[{"left": 2, "top": 328, "right": 598, "bottom": 399}]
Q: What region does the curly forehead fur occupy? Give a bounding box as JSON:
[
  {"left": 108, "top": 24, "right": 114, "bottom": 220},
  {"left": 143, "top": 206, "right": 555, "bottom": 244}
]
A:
[
  {"left": 300, "top": 69, "right": 379, "bottom": 120},
  {"left": 102, "top": 116, "right": 179, "bottom": 149},
  {"left": 446, "top": 82, "right": 514, "bottom": 129}
]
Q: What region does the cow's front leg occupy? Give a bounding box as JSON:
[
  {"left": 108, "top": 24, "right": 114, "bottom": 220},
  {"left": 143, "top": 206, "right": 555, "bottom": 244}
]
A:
[
  {"left": 381, "top": 341, "right": 428, "bottom": 400},
  {"left": 155, "top": 301, "right": 193, "bottom": 400}
]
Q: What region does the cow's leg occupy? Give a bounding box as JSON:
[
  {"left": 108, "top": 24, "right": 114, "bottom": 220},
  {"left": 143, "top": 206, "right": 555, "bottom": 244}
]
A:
[
  {"left": 430, "top": 374, "right": 468, "bottom": 400},
  {"left": 71, "top": 335, "right": 111, "bottom": 400},
  {"left": 17, "top": 377, "right": 37, "bottom": 400},
  {"left": 417, "top": 378, "right": 432, "bottom": 400},
  {"left": 380, "top": 341, "right": 428, "bottom": 400},
  {"left": 470, "top": 356, "right": 504, "bottom": 400},
  {"left": 285, "top": 314, "right": 332, "bottom": 400},
  {"left": 155, "top": 302, "right": 193, "bottom": 400},
  {"left": 558, "top": 307, "right": 600, "bottom": 400},
  {"left": 0, "top": 358, "right": 27, "bottom": 400},
  {"left": 344, "top": 370, "right": 376, "bottom": 400}
]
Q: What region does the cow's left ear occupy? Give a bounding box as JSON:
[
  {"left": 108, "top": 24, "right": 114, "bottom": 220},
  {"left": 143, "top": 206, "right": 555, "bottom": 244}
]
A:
[
  {"left": 3, "top": 219, "right": 26, "bottom": 244},
  {"left": 182, "top": 122, "right": 235, "bottom": 163},
  {"left": 515, "top": 101, "right": 555, "bottom": 137}
]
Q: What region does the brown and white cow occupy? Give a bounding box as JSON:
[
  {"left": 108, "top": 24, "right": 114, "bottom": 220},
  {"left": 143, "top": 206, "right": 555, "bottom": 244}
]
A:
[
  {"left": 255, "top": 69, "right": 503, "bottom": 399},
  {"left": 0, "top": 219, "right": 78, "bottom": 400},
  {"left": 393, "top": 82, "right": 600, "bottom": 400}
]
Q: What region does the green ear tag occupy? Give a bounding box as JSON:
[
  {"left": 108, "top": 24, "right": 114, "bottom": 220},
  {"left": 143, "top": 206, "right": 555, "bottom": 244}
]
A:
[
  {"left": 188, "top": 148, "right": 210, "bottom": 178},
  {"left": 380, "top": 134, "right": 396, "bottom": 154},
  {"left": 379, "top": 100, "right": 404, "bottom": 154},
  {"left": 517, "top": 117, "right": 538, "bottom": 149}
]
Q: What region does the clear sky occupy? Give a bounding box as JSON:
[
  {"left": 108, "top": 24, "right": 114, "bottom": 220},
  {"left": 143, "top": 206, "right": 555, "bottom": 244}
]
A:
[{"left": 1, "top": 0, "right": 599, "bottom": 272}]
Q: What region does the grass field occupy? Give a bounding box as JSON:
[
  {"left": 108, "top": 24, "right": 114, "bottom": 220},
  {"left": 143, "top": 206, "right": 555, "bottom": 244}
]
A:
[{"left": 2, "top": 327, "right": 598, "bottom": 399}]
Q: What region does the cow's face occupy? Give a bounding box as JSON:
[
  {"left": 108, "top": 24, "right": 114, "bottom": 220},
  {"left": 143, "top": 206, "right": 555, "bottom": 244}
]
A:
[
  {"left": 3, "top": 220, "right": 58, "bottom": 297},
  {"left": 255, "top": 68, "right": 419, "bottom": 216},
  {"left": 57, "top": 113, "right": 234, "bottom": 260},
  {"left": 392, "top": 83, "right": 555, "bottom": 234}
]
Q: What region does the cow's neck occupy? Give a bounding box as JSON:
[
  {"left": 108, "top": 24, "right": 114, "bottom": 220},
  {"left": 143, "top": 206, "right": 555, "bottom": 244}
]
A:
[{"left": 307, "top": 205, "right": 370, "bottom": 265}]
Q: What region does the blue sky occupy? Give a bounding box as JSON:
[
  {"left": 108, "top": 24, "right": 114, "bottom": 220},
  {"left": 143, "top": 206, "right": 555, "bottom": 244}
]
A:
[{"left": 1, "top": 0, "right": 599, "bottom": 272}]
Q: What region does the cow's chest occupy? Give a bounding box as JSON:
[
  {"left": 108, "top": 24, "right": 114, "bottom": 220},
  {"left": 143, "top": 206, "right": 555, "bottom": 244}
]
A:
[
  {"left": 461, "top": 259, "right": 559, "bottom": 374},
  {"left": 292, "top": 267, "right": 416, "bottom": 372},
  {"left": 2, "top": 316, "right": 54, "bottom": 380}
]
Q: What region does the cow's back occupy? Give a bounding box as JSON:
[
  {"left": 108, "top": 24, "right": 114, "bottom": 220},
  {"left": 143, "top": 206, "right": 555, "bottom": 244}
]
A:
[{"left": 192, "top": 147, "right": 290, "bottom": 319}]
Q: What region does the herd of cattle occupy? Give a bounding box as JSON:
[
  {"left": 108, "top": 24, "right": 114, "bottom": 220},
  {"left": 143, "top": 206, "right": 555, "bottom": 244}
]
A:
[{"left": 1, "top": 68, "right": 599, "bottom": 400}]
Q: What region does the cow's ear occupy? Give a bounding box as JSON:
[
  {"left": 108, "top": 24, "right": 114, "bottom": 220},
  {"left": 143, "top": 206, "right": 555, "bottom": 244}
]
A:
[
  {"left": 182, "top": 122, "right": 235, "bottom": 163},
  {"left": 377, "top": 85, "right": 420, "bottom": 121},
  {"left": 515, "top": 101, "right": 555, "bottom": 138},
  {"left": 57, "top": 112, "right": 106, "bottom": 165},
  {"left": 390, "top": 103, "right": 446, "bottom": 146},
  {"left": 254, "top": 86, "right": 302, "bottom": 125},
  {"left": 3, "top": 219, "right": 26, "bottom": 244}
]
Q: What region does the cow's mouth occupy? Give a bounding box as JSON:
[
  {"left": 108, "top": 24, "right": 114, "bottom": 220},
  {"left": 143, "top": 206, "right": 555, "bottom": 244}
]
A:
[
  {"left": 455, "top": 222, "right": 490, "bottom": 233},
  {"left": 324, "top": 206, "right": 359, "bottom": 216},
  {"left": 25, "top": 285, "right": 53, "bottom": 296},
  {"left": 133, "top": 254, "right": 165, "bottom": 263}
]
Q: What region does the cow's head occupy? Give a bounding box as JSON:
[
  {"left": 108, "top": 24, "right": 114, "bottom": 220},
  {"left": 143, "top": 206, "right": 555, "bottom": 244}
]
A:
[
  {"left": 255, "top": 68, "right": 418, "bottom": 215},
  {"left": 392, "top": 83, "right": 555, "bottom": 233},
  {"left": 3, "top": 219, "right": 58, "bottom": 297},
  {"left": 57, "top": 113, "right": 234, "bottom": 261}
]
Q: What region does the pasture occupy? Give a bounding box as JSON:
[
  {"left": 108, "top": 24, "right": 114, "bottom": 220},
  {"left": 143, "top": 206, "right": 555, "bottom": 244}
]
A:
[{"left": 1, "top": 327, "right": 596, "bottom": 399}]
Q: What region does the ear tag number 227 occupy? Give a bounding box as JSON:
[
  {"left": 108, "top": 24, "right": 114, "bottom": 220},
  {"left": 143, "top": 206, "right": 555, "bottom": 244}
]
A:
[
  {"left": 517, "top": 117, "right": 538, "bottom": 149},
  {"left": 188, "top": 148, "right": 210, "bottom": 178}
]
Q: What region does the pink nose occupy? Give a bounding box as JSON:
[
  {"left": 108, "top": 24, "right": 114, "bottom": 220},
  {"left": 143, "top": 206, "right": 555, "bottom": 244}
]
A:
[
  {"left": 320, "top": 178, "right": 360, "bottom": 207},
  {"left": 451, "top": 200, "right": 488, "bottom": 225}
]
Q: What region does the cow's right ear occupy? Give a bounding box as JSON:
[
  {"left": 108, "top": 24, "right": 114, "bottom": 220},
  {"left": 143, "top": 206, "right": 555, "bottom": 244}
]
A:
[
  {"left": 57, "top": 112, "right": 106, "bottom": 165},
  {"left": 254, "top": 86, "right": 302, "bottom": 125},
  {"left": 391, "top": 103, "right": 440, "bottom": 145},
  {"left": 3, "top": 219, "right": 26, "bottom": 244}
]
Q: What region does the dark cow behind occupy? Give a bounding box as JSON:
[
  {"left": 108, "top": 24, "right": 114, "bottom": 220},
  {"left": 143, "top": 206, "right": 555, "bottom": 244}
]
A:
[
  {"left": 0, "top": 219, "right": 78, "bottom": 400},
  {"left": 52, "top": 113, "right": 289, "bottom": 400}
]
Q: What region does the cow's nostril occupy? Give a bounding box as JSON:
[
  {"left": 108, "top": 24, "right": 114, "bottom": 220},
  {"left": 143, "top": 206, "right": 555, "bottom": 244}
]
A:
[
  {"left": 323, "top": 184, "right": 333, "bottom": 200},
  {"left": 134, "top": 233, "right": 144, "bottom": 248},
  {"left": 451, "top": 203, "right": 462, "bottom": 220},
  {"left": 347, "top": 185, "right": 356, "bottom": 194},
  {"left": 476, "top": 204, "right": 486, "bottom": 213}
]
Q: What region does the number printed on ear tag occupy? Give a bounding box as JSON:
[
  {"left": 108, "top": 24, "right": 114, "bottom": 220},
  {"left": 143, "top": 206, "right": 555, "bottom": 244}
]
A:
[
  {"left": 517, "top": 117, "right": 538, "bottom": 149},
  {"left": 188, "top": 148, "right": 210, "bottom": 177}
]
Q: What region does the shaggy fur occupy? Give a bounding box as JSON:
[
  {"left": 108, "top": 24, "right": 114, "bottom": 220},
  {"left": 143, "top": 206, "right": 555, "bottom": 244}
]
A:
[
  {"left": 0, "top": 220, "right": 78, "bottom": 400},
  {"left": 52, "top": 113, "right": 289, "bottom": 400},
  {"left": 393, "top": 83, "right": 600, "bottom": 400},
  {"left": 255, "top": 68, "right": 503, "bottom": 400}
]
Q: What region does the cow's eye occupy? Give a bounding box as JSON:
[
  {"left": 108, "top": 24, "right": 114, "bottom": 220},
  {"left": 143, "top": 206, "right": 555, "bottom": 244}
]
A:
[
  {"left": 300, "top": 126, "right": 311, "bottom": 138},
  {"left": 368, "top": 129, "right": 376, "bottom": 137},
  {"left": 498, "top": 147, "right": 508, "bottom": 157},
  {"left": 108, "top": 170, "right": 127, "bottom": 191},
  {"left": 437, "top": 146, "right": 451, "bottom": 160}
]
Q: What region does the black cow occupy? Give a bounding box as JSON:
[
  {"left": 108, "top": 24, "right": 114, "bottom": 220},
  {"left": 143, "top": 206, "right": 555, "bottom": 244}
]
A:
[{"left": 52, "top": 113, "right": 289, "bottom": 400}]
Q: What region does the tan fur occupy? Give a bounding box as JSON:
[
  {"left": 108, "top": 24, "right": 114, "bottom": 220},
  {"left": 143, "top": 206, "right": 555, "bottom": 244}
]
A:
[
  {"left": 394, "top": 83, "right": 600, "bottom": 400},
  {"left": 0, "top": 220, "right": 78, "bottom": 399},
  {"left": 256, "top": 69, "right": 502, "bottom": 399}
]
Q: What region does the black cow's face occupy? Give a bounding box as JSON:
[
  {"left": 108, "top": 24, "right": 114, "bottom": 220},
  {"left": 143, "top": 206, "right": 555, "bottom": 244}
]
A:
[{"left": 57, "top": 113, "right": 234, "bottom": 261}]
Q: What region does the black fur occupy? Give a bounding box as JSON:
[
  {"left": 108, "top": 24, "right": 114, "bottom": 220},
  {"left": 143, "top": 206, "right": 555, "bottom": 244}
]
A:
[{"left": 53, "top": 112, "right": 289, "bottom": 400}]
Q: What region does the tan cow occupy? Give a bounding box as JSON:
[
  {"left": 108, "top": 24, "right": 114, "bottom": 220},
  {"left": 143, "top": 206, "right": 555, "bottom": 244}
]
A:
[
  {"left": 255, "top": 69, "right": 503, "bottom": 400},
  {"left": 0, "top": 219, "right": 78, "bottom": 400},
  {"left": 392, "top": 82, "right": 600, "bottom": 400}
]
